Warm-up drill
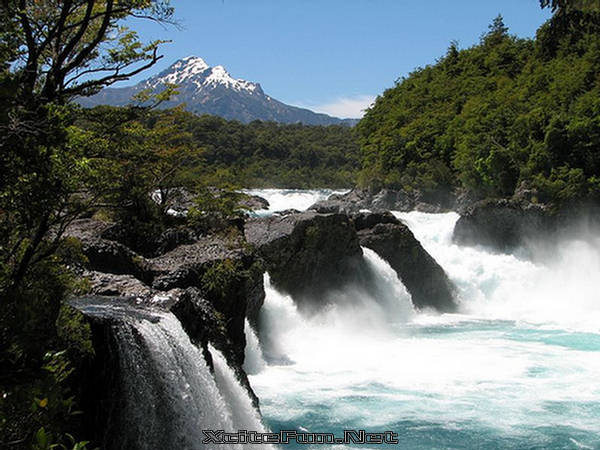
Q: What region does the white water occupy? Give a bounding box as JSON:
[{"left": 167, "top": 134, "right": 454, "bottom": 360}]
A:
[
  {"left": 244, "top": 188, "right": 348, "bottom": 215},
  {"left": 248, "top": 206, "right": 600, "bottom": 450},
  {"left": 80, "top": 302, "right": 265, "bottom": 450},
  {"left": 396, "top": 211, "right": 600, "bottom": 333},
  {"left": 209, "top": 344, "right": 269, "bottom": 436},
  {"left": 243, "top": 319, "right": 267, "bottom": 374}
]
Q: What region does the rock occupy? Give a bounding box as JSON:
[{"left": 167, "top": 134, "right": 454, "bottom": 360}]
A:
[
  {"left": 147, "top": 234, "right": 262, "bottom": 368},
  {"left": 65, "top": 219, "right": 153, "bottom": 283},
  {"left": 245, "top": 212, "right": 364, "bottom": 304},
  {"left": 85, "top": 271, "right": 155, "bottom": 298},
  {"left": 244, "top": 264, "right": 265, "bottom": 329},
  {"left": 148, "top": 234, "right": 246, "bottom": 291},
  {"left": 68, "top": 217, "right": 263, "bottom": 387},
  {"left": 273, "top": 208, "right": 301, "bottom": 216},
  {"left": 240, "top": 194, "right": 270, "bottom": 211},
  {"left": 168, "top": 288, "right": 259, "bottom": 407},
  {"left": 310, "top": 187, "right": 454, "bottom": 214},
  {"left": 453, "top": 199, "right": 552, "bottom": 251},
  {"left": 309, "top": 188, "right": 372, "bottom": 213},
  {"left": 453, "top": 188, "right": 484, "bottom": 214},
  {"left": 71, "top": 294, "right": 260, "bottom": 448},
  {"left": 100, "top": 222, "right": 196, "bottom": 257},
  {"left": 453, "top": 195, "right": 600, "bottom": 252},
  {"left": 355, "top": 212, "right": 457, "bottom": 312},
  {"left": 370, "top": 189, "right": 415, "bottom": 211}
]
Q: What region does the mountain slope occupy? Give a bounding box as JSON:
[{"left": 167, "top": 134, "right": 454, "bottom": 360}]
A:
[{"left": 79, "top": 56, "right": 357, "bottom": 126}]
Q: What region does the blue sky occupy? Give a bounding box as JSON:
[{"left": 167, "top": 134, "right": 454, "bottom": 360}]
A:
[{"left": 124, "top": 0, "right": 552, "bottom": 118}]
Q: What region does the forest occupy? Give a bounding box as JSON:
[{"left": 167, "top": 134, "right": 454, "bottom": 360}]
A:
[
  {"left": 357, "top": 1, "right": 600, "bottom": 205},
  {"left": 77, "top": 107, "right": 360, "bottom": 189}
]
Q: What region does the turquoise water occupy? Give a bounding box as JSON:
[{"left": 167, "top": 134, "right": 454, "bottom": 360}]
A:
[
  {"left": 253, "top": 317, "right": 600, "bottom": 449},
  {"left": 247, "top": 208, "right": 600, "bottom": 450}
]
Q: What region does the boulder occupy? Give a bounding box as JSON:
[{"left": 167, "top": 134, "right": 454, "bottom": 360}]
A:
[
  {"left": 64, "top": 219, "right": 153, "bottom": 283},
  {"left": 453, "top": 199, "right": 552, "bottom": 251},
  {"left": 245, "top": 212, "right": 364, "bottom": 304},
  {"left": 85, "top": 271, "right": 155, "bottom": 298},
  {"left": 309, "top": 187, "right": 454, "bottom": 214},
  {"left": 355, "top": 212, "right": 457, "bottom": 312},
  {"left": 309, "top": 188, "right": 372, "bottom": 213},
  {"left": 148, "top": 234, "right": 246, "bottom": 291},
  {"left": 240, "top": 194, "right": 270, "bottom": 211},
  {"left": 454, "top": 195, "right": 600, "bottom": 252}
]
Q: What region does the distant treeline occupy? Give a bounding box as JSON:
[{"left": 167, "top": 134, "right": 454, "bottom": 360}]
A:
[
  {"left": 357, "top": 5, "right": 600, "bottom": 205},
  {"left": 179, "top": 114, "right": 360, "bottom": 188},
  {"left": 81, "top": 107, "right": 361, "bottom": 189}
]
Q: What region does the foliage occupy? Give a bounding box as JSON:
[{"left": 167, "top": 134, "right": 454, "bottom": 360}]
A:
[
  {"left": 1, "top": 0, "right": 173, "bottom": 103},
  {"left": 73, "top": 105, "right": 203, "bottom": 222},
  {"left": 0, "top": 0, "right": 174, "bottom": 447},
  {"left": 176, "top": 113, "right": 360, "bottom": 188},
  {"left": 357, "top": 10, "right": 600, "bottom": 205},
  {"left": 201, "top": 259, "right": 243, "bottom": 299}
]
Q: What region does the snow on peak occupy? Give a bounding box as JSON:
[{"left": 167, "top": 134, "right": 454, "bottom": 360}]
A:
[
  {"left": 150, "top": 56, "right": 259, "bottom": 94},
  {"left": 151, "top": 56, "right": 210, "bottom": 86},
  {"left": 204, "top": 65, "right": 258, "bottom": 93}
]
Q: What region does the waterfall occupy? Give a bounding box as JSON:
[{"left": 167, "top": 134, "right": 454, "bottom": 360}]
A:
[
  {"left": 243, "top": 319, "right": 266, "bottom": 374},
  {"left": 210, "top": 345, "right": 270, "bottom": 437},
  {"left": 78, "top": 301, "right": 265, "bottom": 450},
  {"left": 395, "top": 211, "right": 600, "bottom": 332},
  {"left": 361, "top": 247, "right": 415, "bottom": 320},
  {"left": 249, "top": 205, "right": 600, "bottom": 450}
]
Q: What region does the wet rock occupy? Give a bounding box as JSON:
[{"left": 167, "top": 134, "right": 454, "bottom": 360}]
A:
[
  {"left": 245, "top": 212, "right": 364, "bottom": 303},
  {"left": 168, "top": 288, "right": 259, "bottom": 407},
  {"left": 310, "top": 187, "right": 454, "bottom": 214},
  {"left": 240, "top": 194, "right": 270, "bottom": 211},
  {"left": 453, "top": 199, "right": 552, "bottom": 251},
  {"left": 355, "top": 212, "right": 457, "bottom": 312},
  {"left": 85, "top": 271, "right": 155, "bottom": 298}
]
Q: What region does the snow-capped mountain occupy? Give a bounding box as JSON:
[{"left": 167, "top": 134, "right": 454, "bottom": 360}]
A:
[{"left": 79, "top": 56, "right": 357, "bottom": 126}]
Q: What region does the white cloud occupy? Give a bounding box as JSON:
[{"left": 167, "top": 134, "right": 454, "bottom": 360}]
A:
[{"left": 295, "top": 95, "right": 376, "bottom": 119}]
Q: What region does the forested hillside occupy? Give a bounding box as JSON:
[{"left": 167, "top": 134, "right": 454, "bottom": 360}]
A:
[
  {"left": 357, "top": 3, "right": 600, "bottom": 205},
  {"left": 78, "top": 107, "right": 360, "bottom": 188}
]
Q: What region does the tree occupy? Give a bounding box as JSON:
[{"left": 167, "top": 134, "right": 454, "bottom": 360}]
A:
[
  {"left": 1, "top": 0, "right": 173, "bottom": 294},
  {"left": 0, "top": 2, "right": 175, "bottom": 447},
  {"left": 1, "top": 0, "right": 173, "bottom": 103}
]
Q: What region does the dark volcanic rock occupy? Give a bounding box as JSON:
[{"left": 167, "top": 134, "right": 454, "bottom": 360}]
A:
[
  {"left": 65, "top": 219, "right": 153, "bottom": 283},
  {"left": 148, "top": 234, "right": 245, "bottom": 291},
  {"left": 240, "top": 194, "right": 270, "bottom": 211},
  {"left": 310, "top": 187, "right": 454, "bottom": 214},
  {"left": 453, "top": 197, "right": 600, "bottom": 252},
  {"left": 245, "top": 212, "right": 364, "bottom": 303},
  {"left": 453, "top": 199, "right": 552, "bottom": 251},
  {"left": 309, "top": 188, "right": 371, "bottom": 214},
  {"left": 168, "top": 288, "right": 259, "bottom": 407},
  {"left": 355, "top": 212, "right": 457, "bottom": 312},
  {"left": 67, "top": 218, "right": 264, "bottom": 402},
  {"left": 84, "top": 271, "right": 155, "bottom": 298},
  {"left": 147, "top": 234, "right": 262, "bottom": 368},
  {"left": 72, "top": 295, "right": 260, "bottom": 448}
]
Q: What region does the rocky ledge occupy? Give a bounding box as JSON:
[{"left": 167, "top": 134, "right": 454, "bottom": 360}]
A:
[
  {"left": 309, "top": 187, "right": 466, "bottom": 214},
  {"left": 245, "top": 212, "right": 365, "bottom": 305},
  {"left": 65, "top": 219, "right": 263, "bottom": 405},
  {"left": 355, "top": 212, "right": 457, "bottom": 312},
  {"left": 453, "top": 197, "right": 600, "bottom": 252},
  {"left": 245, "top": 211, "right": 458, "bottom": 312}
]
